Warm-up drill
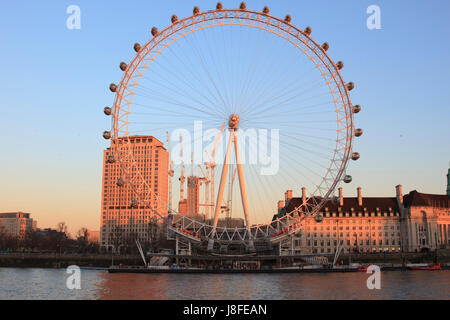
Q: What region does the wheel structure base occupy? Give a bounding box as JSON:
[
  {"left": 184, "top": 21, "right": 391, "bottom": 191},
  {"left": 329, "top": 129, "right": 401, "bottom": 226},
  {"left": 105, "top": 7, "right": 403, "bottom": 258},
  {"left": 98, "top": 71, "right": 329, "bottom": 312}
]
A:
[
  {"left": 279, "top": 235, "right": 296, "bottom": 256},
  {"left": 207, "top": 238, "right": 214, "bottom": 252},
  {"left": 175, "top": 235, "right": 192, "bottom": 256}
]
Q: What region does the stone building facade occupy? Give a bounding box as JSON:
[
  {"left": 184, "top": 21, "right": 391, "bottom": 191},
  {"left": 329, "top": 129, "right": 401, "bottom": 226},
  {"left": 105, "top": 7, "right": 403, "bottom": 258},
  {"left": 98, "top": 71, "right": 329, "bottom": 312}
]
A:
[
  {"left": 276, "top": 172, "right": 450, "bottom": 254},
  {"left": 398, "top": 186, "right": 450, "bottom": 252}
]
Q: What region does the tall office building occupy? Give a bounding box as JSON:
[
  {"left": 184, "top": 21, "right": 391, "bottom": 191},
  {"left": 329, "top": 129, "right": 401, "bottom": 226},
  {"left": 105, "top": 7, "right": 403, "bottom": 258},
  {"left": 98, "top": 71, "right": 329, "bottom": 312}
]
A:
[
  {"left": 187, "top": 176, "right": 200, "bottom": 217},
  {"left": 100, "top": 136, "right": 169, "bottom": 250},
  {"left": 178, "top": 199, "right": 188, "bottom": 215}
]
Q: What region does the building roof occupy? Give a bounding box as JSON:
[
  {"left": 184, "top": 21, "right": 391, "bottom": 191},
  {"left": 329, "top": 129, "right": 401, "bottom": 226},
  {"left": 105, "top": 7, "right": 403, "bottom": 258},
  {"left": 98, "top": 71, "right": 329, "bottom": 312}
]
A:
[
  {"left": 279, "top": 189, "right": 449, "bottom": 219},
  {"left": 112, "top": 135, "right": 166, "bottom": 149},
  {"left": 0, "top": 212, "right": 31, "bottom": 219},
  {"left": 283, "top": 196, "right": 400, "bottom": 214},
  {"left": 403, "top": 190, "right": 449, "bottom": 208},
  {"left": 327, "top": 197, "right": 399, "bottom": 212}
]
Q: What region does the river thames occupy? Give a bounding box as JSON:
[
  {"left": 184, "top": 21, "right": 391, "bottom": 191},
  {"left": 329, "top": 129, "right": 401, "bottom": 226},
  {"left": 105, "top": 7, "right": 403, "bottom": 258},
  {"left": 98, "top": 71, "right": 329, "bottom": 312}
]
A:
[{"left": 1, "top": 268, "right": 449, "bottom": 300}]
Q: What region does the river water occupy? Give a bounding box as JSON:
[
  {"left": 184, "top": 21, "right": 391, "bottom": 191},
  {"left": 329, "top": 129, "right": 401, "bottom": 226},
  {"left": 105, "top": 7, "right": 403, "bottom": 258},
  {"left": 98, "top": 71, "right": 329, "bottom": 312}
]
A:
[{"left": 0, "top": 268, "right": 449, "bottom": 300}]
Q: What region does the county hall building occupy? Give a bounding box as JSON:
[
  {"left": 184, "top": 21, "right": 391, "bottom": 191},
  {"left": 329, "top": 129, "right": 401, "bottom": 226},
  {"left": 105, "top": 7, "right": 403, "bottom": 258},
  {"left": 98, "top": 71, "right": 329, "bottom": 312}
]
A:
[{"left": 276, "top": 169, "right": 450, "bottom": 254}]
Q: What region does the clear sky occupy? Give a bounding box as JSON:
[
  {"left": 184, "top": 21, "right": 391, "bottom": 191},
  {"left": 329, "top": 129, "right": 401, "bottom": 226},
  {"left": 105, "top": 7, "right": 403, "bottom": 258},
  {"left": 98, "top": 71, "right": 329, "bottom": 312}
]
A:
[{"left": 1, "top": 0, "right": 449, "bottom": 236}]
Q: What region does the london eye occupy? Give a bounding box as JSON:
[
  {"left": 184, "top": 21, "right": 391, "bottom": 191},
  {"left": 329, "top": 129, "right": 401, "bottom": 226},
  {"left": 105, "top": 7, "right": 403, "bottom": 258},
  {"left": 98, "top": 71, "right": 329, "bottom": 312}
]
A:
[{"left": 102, "top": 3, "right": 362, "bottom": 254}]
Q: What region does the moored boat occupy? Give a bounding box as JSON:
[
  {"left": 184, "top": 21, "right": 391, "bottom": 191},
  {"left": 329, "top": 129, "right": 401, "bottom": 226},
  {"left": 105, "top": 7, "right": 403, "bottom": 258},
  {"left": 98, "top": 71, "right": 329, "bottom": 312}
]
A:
[
  {"left": 408, "top": 263, "right": 441, "bottom": 271},
  {"left": 358, "top": 266, "right": 369, "bottom": 272}
]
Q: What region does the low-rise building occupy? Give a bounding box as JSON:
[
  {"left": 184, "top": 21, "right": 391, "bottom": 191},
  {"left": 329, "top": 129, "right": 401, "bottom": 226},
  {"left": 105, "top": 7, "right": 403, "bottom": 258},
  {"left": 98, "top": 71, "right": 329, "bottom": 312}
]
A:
[
  {"left": 275, "top": 170, "right": 450, "bottom": 254},
  {"left": 399, "top": 186, "right": 450, "bottom": 252},
  {"left": 0, "top": 212, "right": 36, "bottom": 240},
  {"left": 87, "top": 230, "right": 100, "bottom": 244}
]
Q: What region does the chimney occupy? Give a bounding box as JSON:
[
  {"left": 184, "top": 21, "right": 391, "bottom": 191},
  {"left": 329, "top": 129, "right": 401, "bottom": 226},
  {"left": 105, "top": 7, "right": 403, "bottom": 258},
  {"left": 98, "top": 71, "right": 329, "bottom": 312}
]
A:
[
  {"left": 396, "top": 185, "right": 403, "bottom": 204},
  {"left": 357, "top": 187, "right": 363, "bottom": 206},
  {"left": 339, "top": 187, "right": 344, "bottom": 206},
  {"left": 278, "top": 200, "right": 285, "bottom": 212},
  {"left": 302, "top": 187, "right": 307, "bottom": 205},
  {"left": 285, "top": 190, "right": 293, "bottom": 202}
]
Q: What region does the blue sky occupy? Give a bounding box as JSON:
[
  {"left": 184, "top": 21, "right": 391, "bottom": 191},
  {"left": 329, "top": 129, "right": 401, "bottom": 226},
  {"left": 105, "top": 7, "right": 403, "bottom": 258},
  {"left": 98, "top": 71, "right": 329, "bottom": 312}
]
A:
[{"left": 0, "top": 0, "right": 449, "bottom": 234}]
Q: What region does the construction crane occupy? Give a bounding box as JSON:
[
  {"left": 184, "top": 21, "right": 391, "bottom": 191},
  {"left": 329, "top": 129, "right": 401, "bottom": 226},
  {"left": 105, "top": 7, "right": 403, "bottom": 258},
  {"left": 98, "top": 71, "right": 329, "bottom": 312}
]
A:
[
  {"left": 204, "top": 124, "right": 225, "bottom": 220},
  {"left": 179, "top": 135, "right": 185, "bottom": 202},
  {"left": 167, "top": 132, "right": 174, "bottom": 213},
  {"left": 198, "top": 164, "right": 211, "bottom": 219}
]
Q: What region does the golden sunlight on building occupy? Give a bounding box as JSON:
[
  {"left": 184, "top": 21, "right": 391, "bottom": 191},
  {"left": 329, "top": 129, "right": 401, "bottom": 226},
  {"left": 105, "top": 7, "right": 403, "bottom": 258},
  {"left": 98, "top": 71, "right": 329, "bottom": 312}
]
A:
[
  {"left": 100, "top": 136, "right": 168, "bottom": 251},
  {"left": 0, "top": 212, "right": 37, "bottom": 240},
  {"left": 277, "top": 183, "right": 450, "bottom": 254},
  {"left": 87, "top": 230, "right": 100, "bottom": 244}
]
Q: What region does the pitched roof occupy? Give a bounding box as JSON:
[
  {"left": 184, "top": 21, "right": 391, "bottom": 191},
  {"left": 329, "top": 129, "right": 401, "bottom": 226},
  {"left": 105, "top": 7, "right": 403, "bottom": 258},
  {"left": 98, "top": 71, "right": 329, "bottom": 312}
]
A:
[
  {"left": 283, "top": 196, "right": 399, "bottom": 214},
  {"left": 275, "top": 190, "right": 449, "bottom": 220},
  {"left": 403, "top": 190, "right": 449, "bottom": 208},
  {"left": 281, "top": 191, "right": 449, "bottom": 215}
]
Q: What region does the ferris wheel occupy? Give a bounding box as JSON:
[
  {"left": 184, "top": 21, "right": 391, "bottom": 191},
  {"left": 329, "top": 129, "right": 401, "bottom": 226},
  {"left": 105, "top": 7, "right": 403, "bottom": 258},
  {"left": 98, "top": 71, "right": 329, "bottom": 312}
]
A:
[{"left": 102, "top": 3, "right": 362, "bottom": 253}]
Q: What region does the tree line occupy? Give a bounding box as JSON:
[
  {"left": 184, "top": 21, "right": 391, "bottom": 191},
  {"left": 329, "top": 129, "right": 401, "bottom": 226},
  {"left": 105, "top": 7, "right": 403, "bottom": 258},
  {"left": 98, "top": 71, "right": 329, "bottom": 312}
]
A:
[{"left": 0, "top": 222, "right": 99, "bottom": 254}]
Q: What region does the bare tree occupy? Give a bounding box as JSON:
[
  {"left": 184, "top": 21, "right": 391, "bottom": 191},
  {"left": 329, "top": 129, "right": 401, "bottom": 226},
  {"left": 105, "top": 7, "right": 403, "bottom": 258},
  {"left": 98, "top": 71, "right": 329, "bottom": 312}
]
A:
[
  {"left": 55, "top": 222, "right": 69, "bottom": 254},
  {"left": 109, "top": 225, "right": 124, "bottom": 254},
  {"left": 77, "top": 227, "right": 88, "bottom": 240},
  {"left": 76, "top": 227, "right": 89, "bottom": 253},
  {"left": 124, "top": 231, "right": 138, "bottom": 254},
  {"left": 23, "top": 230, "right": 40, "bottom": 251},
  {"left": 57, "top": 222, "right": 68, "bottom": 235}
]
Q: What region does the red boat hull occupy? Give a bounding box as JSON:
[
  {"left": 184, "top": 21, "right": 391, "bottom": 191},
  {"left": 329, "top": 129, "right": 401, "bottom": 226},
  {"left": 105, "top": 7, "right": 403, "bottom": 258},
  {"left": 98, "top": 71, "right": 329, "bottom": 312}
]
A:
[{"left": 408, "top": 264, "right": 441, "bottom": 271}]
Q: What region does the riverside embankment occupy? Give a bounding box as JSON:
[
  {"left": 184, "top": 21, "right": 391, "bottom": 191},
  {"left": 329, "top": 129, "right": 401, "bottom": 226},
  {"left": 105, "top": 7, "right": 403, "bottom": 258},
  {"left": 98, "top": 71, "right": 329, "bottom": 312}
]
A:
[
  {"left": 0, "top": 253, "right": 141, "bottom": 268},
  {"left": 1, "top": 251, "right": 449, "bottom": 269}
]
